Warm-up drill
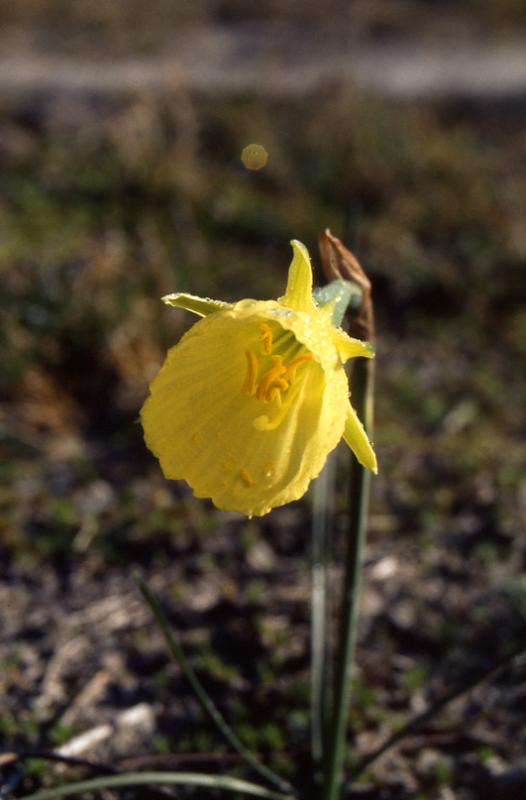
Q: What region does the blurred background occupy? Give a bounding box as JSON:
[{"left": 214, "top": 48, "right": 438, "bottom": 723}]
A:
[{"left": 1, "top": 2, "right": 525, "bottom": 798}]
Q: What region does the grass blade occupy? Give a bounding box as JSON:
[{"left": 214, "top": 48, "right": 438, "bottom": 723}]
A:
[
  {"left": 311, "top": 456, "right": 335, "bottom": 776},
  {"left": 135, "top": 575, "right": 296, "bottom": 796},
  {"left": 323, "top": 359, "right": 373, "bottom": 800},
  {"left": 19, "top": 770, "right": 296, "bottom": 800}
]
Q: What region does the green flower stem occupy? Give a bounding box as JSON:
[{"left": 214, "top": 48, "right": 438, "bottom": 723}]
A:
[
  {"left": 310, "top": 278, "right": 363, "bottom": 781},
  {"left": 135, "top": 576, "right": 296, "bottom": 796},
  {"left": 346, "top": 641, "right": 526, "bottom": 788},
  {"left": 311, "top": 456, "right": 335, "bottom": 778},
  {"left": 19, "top": 770, "right": 296, "bottom": 800},
  {"left": 324, "top": 358, "right": 374, "bottom": 800}
]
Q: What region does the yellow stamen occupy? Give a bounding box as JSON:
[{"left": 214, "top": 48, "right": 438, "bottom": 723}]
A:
[
  {"left": 259, "top": 323, "right": 273, "bottom": 355},
  {"left": 254, "top": 382, "right": 300, "bottom": 431},
  {"left": 252, "top": 350, "right": 314, "bottom": 430},
  {"left": 268, "top": 381, "right": 288, "bottom": 403},
  {"left": 243, "top": 350, "right": 259, "bottom": 395},
  {"left": 240, "top": 467, "right": 256, "bottom": 487},
  {"left": 256, "top": 355, "right": 287, "bottom": 402},
  {"left": 283, "top": 353, "right": 314, "bottom": 381},
  {"left": 268, "top": 387, "right": 279, "bottom": 403}
]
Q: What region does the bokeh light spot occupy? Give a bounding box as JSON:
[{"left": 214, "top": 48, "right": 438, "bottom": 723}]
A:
[{"left": 241, "top": 143, "right": 268, "bottom": 171}]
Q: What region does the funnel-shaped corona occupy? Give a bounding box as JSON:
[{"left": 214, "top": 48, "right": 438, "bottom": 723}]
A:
[{"left": 141, "top": 241, "right": 377, "bottom": 516}]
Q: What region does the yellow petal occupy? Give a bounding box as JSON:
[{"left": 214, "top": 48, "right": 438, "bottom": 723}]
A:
[
  {"left": 279, "top": 240, "right": 317, "bottom": 314},
  {"left": 162, "top": 293, "right": 232, "bottom": 317},
  {"left": 331, "top": 328, "right": 375, "bottom": 363},
  {"left": 342, "top": 400, "right": 377, "bottom": 473},
  {"left": 141, "top": 307, "right": 348, "bottom": 516}
]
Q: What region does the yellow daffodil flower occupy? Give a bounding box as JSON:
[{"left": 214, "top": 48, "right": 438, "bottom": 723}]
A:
[{"left": 141, "top": 241, "right": 377, "bottom": 517}]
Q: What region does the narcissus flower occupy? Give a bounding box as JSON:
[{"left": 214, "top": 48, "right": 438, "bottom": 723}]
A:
[{"left": 141, "top": 241, "right": 377, "bottom": 517}]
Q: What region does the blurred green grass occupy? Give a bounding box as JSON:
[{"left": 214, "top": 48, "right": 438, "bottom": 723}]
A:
[{"left": 1, "top": 88, "right": 525, "bottom": 561}]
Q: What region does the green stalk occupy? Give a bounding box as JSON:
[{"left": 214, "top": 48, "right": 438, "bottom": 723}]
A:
[
  {"left": 19, "top": 770, "right": 295, "bottom": 800},
  {"left": 323, "top": 358, "right": 374, "bottom": 800},
  {"left": 311, "top": 456, "right": 334, "bottom": 778},
  {"left": 135, "top": 576, "right": 295, "bottom": 796},
  {"left": 310, "top": 280, "right": 362, "bottom": 782}
]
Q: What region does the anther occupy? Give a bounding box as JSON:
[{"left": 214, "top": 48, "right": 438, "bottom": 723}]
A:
[
  {"left": 256, "top": 355, "right": 287, "bottom": 402},
  {"left": 259, "top": 323, "right": 273, "bottom": 355},
  {"left": 254, "top": 382, "right": 299, "bottom": 431},
  {"left": 283, "top": 353, "right": 314, "bottom": 381}
]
